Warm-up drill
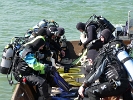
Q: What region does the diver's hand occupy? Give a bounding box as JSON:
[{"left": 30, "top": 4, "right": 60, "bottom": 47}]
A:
[
  {"left": 78, "top": 86, "right": 84, "bottom": 98},
  {"left": 60, "top": 50, "right": 65, "bottom": 57},
  {"left": 45, "top": 65, "right": 56, "bottom": 73},
  {"left": 78, "top": 41, "right": 82, "bottom": 46}
]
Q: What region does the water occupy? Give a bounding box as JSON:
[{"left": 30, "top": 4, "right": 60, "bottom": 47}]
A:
[{"left": 0, "top": 0, "right": 132, "bottom": 99}]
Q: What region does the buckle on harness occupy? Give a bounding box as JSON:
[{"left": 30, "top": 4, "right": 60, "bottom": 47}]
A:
[{"left": 110, "top": 79, "right": 121, "bottom": 89}]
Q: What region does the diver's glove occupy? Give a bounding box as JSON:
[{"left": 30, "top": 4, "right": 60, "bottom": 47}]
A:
[
  {"left": 45, "top": 65, "right": 56, "bottom": 74},
  {"left": 78, "top": 41, "right": 82, "bottom": 46},
  {"left": 35, "top": 51, "right": 45, "bottom": 59}
]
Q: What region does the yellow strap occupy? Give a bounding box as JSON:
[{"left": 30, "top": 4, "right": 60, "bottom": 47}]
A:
[
  {"left": 60, "top": 73, "right": 84, "bottom": 78},
  {"left": 57, "top": 68, "right": 81, "bottom": 73},
  {"left": 65, "top": 78, "right": 82, "bottom": 86}
]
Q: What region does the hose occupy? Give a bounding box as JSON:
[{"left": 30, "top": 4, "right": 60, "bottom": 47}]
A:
[{"left": 72, "top": 49, "right": 87, "bottom": 66}]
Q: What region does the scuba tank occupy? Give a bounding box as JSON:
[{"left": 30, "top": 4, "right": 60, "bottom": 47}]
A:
[
  {"left": 117, "top": 50, "right": 133, "bottom": 80},
  {"left": 96, "top": 16, "right": 116, "bottom": 33},
  {"left": 0, "top": 44, "right": 14, "bottom": 74},
  {"left": 85, "top": 14, "right": 115, "bottom": 33}
]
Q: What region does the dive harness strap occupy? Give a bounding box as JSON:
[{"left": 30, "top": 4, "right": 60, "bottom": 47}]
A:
[
  {"left": 121, "top": 57, "right": 132, "bottom": 64},
  {"left": 2, "top": 56, "right": 13, "bottom": 60}
]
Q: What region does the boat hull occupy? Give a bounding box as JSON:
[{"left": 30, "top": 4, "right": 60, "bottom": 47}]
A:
[{"left": 11, "top": 40, "right": 131, "bottom": 100}]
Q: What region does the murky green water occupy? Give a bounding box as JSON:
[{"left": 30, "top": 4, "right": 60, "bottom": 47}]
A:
[{"left": 0, "top": 0, "right": 132, "bottom": 99}]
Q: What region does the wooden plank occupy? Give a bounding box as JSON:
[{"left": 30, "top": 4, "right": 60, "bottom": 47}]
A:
[
  {"left": 67, "top": 41, "right": 83, "bottom": 59},
  {"left": 67, "top": 39, "right": 131, "bottom": 60},
  {"left": 11, "top": 83, "right": 36, "bottom": 100}
]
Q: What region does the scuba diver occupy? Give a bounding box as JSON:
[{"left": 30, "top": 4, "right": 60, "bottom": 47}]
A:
[
  {"left": 25, "top": 19, "right": 59, "bottom": 39},
  {"left": 35, "top": 28, "right": 52, "bottom": 65},
  {"left": 87, "top": 29, "right": 115, "bottom": 51},
  {"left": 78, "top": 29, "right": 133, "bottom": 100},
  {"left": 83, "top": 49, "right": 98, "bottom": 77},
  {"left": 32, "top": 19, "right": 48, "bottom": 29},
  {"left": 25, "top": 19, "right": 67, "bottom": 66},
  {"left": 74, "top": 15, "right": 116, "bottom": 66},
  {"left": 56, "top": 27, "right": 65, "bottom": 45},
  {"left": 24, "top": 27, "right": 52, "bottom": 66},
  {"left": 74, "top": 22, "right": 98, "bottom": 66},
  {"left": 76, "top": 15, "right": 116, "bottom": 49},
  {"left": 76, "top": 22, "right": 98, "bottom": 49},
  {"left": 27, "top": 20, "right": 48, "bottom": 41},
  {"left": 82, "top": 29, "right": 114, "bottom": 77},
  {"left": 24, "top": 19, "right": 48, "bottom": 39},
  {"left": 12, "top": 36, "right": 53, "bottom": 100},
  {"left": 27, "top": 27, "right": 47, "bottom": 41},
  {"left": 46, "top": 26, "right": 65, "bottom": 64},
  {"left": 56, "top": 27, "right": 70, "bottom": 60}
]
